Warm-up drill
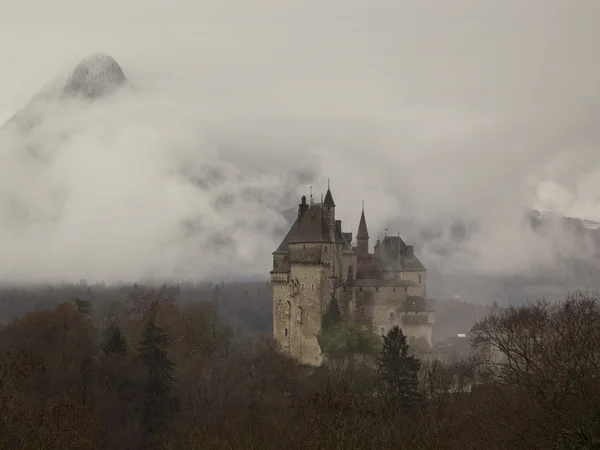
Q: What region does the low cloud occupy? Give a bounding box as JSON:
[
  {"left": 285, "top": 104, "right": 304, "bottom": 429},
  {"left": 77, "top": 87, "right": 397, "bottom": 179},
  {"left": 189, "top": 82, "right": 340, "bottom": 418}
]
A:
[{"left": 1, "top": 1, "right": 600, "bottom": 283}]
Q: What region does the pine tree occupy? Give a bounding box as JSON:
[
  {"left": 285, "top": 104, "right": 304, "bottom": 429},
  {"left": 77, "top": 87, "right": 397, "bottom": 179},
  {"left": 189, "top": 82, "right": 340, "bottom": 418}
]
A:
[
  {"left": 138, "top": 314, "right": 176, "bottom": 436},
  {"left": 73, "top": 298, "right": 92, "bottom": 317},
  {"left": 322, "top": 297, "right": 341, "bottom": 332},
  {"left": 102, "top": 323, "right": 128, "bottom": 356},
  {"left": 377, "top": 325, "right": 421, "bottom": 410}
]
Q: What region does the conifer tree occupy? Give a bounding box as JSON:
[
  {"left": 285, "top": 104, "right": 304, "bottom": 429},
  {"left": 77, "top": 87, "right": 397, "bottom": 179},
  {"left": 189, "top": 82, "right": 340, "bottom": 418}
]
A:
[
  {"left": 322, "top": 297, "right": 341, "bottom": 331},
  {"left": 138, "top": 314, "right": 176, "bottom": 436},
  {"left": 102, "top": 323, "right": 128, "bottom": 356},
  {"left": 377, "top": 325, "right": 421, "bottom": 410},
  {"left": 73, "top": 298, "right": 92, "bottom": 318}
]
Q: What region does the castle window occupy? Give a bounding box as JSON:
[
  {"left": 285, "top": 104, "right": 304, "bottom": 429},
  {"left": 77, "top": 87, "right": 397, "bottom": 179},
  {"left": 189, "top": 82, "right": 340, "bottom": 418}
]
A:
[
  {"left": 375, "top": 287, "right": 379, "bottom": 293},
  {"left": 285, "top": 328, "right": 288, "bottom": 337},
  {"left": 301, "top": 283, "right": 304, "bottom": 289},
  {"left": 389, "top": 312, "right": 394, "bottom": 319},
  {"left": 393, "top": 287, "right": 396, "bottom": 293},
  {"left": 311, "top": 284, "right": 314, "bottom": 290},
  {"left": 359, "top": 287, "right": 363, "bottom": 293},
  {"left": 297, "top": 307, "right": 303, "bottom": 324},
  {"left": 324, "top": 246, "right": 328, "bottom": 252},
  {"left": 303, "top": 245, "right": 306, "bottom": 250},
  {"left": 404, "top": 287, "right": 408, "bottom": 293},
  {"left": 418, "top": 274, "right": 422, "bottom": 284}
]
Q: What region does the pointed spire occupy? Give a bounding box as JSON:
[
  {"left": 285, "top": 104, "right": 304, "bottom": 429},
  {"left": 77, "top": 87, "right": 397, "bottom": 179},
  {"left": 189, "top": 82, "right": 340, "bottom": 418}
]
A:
[
  {"left": 323, "top": 180, "right": 335, "bottom": 206},
  {"left": 357, "top": 202, "right": 369, "bottom": 240}
]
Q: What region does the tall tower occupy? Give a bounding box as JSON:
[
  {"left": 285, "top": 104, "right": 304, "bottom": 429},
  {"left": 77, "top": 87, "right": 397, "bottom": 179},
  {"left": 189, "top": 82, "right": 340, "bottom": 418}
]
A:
[
  {"left": 356, "top": 201, "right": 369, "bottom": 255},
  {"left": 323, "top": 181, "right": 336, "bottom": 242}
]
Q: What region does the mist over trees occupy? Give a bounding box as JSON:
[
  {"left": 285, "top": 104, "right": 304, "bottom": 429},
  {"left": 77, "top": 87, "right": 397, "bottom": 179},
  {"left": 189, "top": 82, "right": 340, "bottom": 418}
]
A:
[{"left": 0, "top": 282, "right": 598, "bottom": 448}]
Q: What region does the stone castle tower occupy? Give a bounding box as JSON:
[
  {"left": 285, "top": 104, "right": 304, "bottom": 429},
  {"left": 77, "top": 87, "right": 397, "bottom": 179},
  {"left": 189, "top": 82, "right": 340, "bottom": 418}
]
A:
[{"left": 270, "top": 185, "right": 434, "bottom": 366}]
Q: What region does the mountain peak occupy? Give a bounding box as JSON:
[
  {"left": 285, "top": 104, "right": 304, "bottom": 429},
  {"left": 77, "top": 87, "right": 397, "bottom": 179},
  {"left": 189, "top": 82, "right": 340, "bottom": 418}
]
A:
[{"left": 63, "top": 53, "right": 127, "bottom": 99}]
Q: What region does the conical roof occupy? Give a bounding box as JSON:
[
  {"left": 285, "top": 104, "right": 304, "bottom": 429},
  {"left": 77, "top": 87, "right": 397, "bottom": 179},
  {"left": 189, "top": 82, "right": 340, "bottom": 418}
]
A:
[
  {"left": 357, "top": 207, "right": 369, "bottom": 240},
  {"left": 323, "top": 188, "right": 335, "bottom": 207}
]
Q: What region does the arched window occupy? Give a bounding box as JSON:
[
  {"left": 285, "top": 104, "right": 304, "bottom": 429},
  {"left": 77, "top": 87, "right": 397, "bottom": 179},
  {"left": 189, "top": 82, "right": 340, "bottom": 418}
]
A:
[
  {"left": 297, "top": 306, "right": 303, "bottom": 324},
  {"left": 285, "top": 328, "right": 288, "bottom": 337}
]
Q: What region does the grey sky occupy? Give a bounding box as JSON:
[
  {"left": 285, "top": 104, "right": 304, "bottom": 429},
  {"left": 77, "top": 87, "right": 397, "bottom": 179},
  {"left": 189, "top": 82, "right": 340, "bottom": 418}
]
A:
[{"left": 1, "top": 1, "right": 600, "bottom": 282}]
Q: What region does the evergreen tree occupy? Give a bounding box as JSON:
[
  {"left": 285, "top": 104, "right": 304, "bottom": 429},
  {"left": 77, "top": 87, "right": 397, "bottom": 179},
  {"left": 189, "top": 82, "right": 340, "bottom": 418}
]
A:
[
  {"left": 102, "top": 323, "right": 128, "bottom": 356},
  {"left": 138, "top": 314, "right": 176, "bottom": 437},
  {"left": 322, "top": 297, "right": 341, "bottom": 332},
  {"left": 377, "top": 325, "right": 420, "bottom": 410},
  {"left": 73, "top": 298, "right": 92, "bottom": 317}
]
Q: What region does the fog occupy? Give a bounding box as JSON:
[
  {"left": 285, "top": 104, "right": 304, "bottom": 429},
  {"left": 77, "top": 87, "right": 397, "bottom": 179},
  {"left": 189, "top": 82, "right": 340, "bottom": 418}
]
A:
[{"left": 1, "top": 0, "right": 600, "bottom": 283}]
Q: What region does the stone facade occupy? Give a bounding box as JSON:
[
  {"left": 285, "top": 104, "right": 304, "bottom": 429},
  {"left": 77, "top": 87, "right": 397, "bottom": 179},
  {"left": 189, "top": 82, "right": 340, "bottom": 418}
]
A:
[{"left": 270, "top": 186, "right": 434, "bottom": 365}]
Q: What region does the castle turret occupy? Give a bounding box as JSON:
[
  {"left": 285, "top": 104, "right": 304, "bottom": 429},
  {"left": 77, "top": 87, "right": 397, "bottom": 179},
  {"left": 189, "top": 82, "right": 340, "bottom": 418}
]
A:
[
  {"left": 356, "top": 202, "right": 369, "bottom": 255},
  {"left": 323, "top": 183, "right": 336, "bottom": 242}
]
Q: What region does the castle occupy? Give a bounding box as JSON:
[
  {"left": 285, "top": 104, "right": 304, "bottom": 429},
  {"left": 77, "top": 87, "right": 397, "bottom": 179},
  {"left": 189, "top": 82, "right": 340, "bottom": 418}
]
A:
[{"left": 270, "top": 185, "right": 435, "bottom": 365}]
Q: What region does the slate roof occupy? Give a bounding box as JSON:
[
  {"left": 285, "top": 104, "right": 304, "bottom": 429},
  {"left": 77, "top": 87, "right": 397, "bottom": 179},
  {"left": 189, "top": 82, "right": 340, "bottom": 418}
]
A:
[
  {"left": 273, "top": 216, "right": 300, "bottom": 254},
  {"left": 378, "top": 236, "right": 426, "bottom": 272},
  {"left": 336, "top": 226, "right": 353, "bottom": 252},
  {"left": 323, "top": 188, "right": 335, "bottom": 207},
  {"left": 273, "top": 194, "right": 425, "bottom": 274},
  {"left": 402, "top": 256, "right": 426, "bottom": 271},
  {"left": 342, "top": 232, "right": 353, "bottom": 244},
  {"left": 357, "top": 208, "right": 369, "bottom": 240},
  {"left": 288, "top": 204, "right": 329, "bottom": 244}
]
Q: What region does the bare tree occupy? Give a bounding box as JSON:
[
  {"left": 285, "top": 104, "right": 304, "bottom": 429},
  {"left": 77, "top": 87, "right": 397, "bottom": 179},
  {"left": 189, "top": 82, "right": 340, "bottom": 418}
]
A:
[{"left": 470, "top": 292, "right": 600, "bottom": 448}]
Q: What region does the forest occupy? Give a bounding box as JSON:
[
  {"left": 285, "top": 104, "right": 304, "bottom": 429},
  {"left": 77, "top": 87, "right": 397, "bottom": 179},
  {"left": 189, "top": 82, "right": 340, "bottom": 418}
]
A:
[{"left": 0, "top": 283, "right": 598, "bottom": 449}]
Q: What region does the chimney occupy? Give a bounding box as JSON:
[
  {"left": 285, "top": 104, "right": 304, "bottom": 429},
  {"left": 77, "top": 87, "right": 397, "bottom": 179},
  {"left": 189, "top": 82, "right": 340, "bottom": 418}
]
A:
[
  {"left": 335, "top": 220, "right": 342, "bottom": 236},
  {"left": 298, "top": 195, "right": 308, "bottom": 219}
]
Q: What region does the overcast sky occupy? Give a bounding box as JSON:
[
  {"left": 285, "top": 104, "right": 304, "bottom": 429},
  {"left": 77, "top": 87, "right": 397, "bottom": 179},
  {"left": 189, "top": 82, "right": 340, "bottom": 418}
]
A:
[{"left": 1, "top": 1, "right": 600, "bottom": 282}]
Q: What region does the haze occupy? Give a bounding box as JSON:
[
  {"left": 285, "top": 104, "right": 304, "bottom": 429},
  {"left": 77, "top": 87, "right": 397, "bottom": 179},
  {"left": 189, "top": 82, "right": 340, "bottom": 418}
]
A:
[{"left": 1, "top": 0, "right": 600, "bottom": 283}]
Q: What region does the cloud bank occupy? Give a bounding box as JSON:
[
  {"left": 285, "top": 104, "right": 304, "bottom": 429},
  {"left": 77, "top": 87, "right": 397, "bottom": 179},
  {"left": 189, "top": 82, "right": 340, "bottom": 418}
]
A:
[{"left": 1, "top": 0, "right": 600, "bottom": 283}]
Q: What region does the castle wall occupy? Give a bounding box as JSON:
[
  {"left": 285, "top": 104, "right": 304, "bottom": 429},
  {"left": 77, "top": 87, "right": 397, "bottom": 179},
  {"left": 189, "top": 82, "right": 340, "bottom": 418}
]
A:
[
  {"left": 403, "top": 270, "right": 426, "bottom": 296},
  {"left": 289, "top": 243, "right": 322, "bottom": 263},
  {"left": 273, "top": 281, "right": 291, "bottom": 352},
  {"left": 341, "top": 252, "right": 356, "bottom": 282},
  {"left": 273, "top": 254, "right": 288, "bottom": 269},
  {"left": 323, "top": 206, "right": 336, "bottom": 242},
  {"left": 287, "top": 263, "right": 328, "bottom": 366},
  {"left": 396, "top": 311, "right": 435, "bottom": 346},
  {"left": 342, "top": 285, "right": 434, "bottom": 348}
]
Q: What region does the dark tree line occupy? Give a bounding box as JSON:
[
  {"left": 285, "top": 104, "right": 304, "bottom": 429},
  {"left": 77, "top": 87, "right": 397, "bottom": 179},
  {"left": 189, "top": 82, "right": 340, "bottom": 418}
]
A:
[{"left": 0, "top": 286, "right": 598, "bottom": 448}]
